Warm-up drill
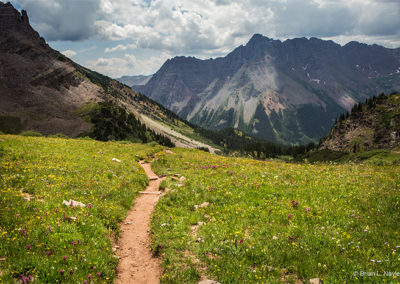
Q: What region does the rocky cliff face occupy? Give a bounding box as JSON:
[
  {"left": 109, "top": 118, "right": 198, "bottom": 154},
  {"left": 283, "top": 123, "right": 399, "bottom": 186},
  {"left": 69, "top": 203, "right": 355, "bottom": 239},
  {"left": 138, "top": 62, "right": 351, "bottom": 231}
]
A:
[
  {"left": 0, "top": 2, "right": 37, "bottom": 37},
  {"left": 0, "top": 2, "right": 177, "bottom": 139},
  {"left": 136, "top": 34, "right": 400, "bottom": 144},
  {"left": 320, "top": 93, "right": 400, "bottom": 152},
  {"left": 0, "top": 1, "right": 104, "bottom": 136}
]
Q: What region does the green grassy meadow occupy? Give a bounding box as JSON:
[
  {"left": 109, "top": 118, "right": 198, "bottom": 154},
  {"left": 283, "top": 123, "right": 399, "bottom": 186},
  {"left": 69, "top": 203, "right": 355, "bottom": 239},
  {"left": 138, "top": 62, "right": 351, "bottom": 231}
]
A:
[
  {"left": 151, "top": 148, "right": 400, "bottom": 283},
  {"left": 1, "top": 135, "right": 399, "bottom": 283},
  {"left": 0, "top": 135, "right": 162, "bottom": 283}
]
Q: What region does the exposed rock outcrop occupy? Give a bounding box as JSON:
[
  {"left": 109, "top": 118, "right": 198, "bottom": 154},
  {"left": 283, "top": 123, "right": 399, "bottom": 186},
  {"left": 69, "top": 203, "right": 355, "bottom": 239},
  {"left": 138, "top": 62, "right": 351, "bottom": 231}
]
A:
[{"left": 0, "top": 2, "right": 42, "bottom": 41}]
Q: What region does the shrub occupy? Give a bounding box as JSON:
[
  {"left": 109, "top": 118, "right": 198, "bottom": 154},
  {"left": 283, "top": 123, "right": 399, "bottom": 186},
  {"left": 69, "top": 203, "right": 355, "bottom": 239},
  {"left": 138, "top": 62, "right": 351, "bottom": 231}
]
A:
[
  {"left": 20, "top": 130, "right": 43, "bottom": 137},
  {"left": 159, "top": 180, "right": 168, "bottom": 191}
]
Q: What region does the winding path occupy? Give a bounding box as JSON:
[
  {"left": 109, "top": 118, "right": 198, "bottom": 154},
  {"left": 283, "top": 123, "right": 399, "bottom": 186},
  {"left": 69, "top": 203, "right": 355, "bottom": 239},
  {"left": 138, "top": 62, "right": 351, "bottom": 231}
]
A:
[{"left": 116, "top": 161, "right": 165, "bottom": 284}]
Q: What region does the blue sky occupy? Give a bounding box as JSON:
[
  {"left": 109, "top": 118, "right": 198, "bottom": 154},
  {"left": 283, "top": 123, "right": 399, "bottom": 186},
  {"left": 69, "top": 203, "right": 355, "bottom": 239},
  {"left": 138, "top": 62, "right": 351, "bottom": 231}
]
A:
[{"left": 8, "top": 0, "right": 400, "bottom": 78}]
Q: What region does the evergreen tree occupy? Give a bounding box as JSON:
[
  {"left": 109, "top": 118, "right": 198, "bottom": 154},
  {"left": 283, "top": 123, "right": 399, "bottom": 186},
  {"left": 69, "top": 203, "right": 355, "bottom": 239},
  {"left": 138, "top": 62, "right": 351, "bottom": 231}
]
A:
[{"left": 89, "top": 102, "right": 174, "bottom": 147}]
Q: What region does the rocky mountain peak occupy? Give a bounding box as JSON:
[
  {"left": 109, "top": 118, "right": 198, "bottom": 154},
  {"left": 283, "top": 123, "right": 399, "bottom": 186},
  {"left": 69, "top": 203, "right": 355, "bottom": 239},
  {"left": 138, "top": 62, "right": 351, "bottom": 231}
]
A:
[
  {"left": 247, "top": 33, "right": 266, "bottom": 43},
  {"left": 245, "top": 33, "right": 278, "bottom": 48},
  {"left": 0, "top": 1, "right": 42, "bottom": 41},
  {"left": 137, "top": 33, "right": 400, "bottom": 144}
]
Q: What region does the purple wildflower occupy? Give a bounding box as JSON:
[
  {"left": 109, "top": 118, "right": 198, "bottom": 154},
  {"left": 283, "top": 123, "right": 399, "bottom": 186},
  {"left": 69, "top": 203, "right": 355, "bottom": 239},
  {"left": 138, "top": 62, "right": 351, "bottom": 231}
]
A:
[{"left": 20, "top": 274, "right": 33, "bottom": 284}]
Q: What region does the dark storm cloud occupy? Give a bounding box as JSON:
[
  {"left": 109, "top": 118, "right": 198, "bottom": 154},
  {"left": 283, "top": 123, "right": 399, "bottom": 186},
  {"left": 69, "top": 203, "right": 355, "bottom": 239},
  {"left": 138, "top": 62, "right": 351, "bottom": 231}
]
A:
[{"left": 10, "top": 0, "right": 100, "bottom": 41}]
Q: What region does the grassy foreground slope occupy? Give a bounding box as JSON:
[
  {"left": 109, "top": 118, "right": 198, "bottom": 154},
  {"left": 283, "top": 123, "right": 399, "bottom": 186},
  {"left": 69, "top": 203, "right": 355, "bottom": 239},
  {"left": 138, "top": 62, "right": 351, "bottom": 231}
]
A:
[
  {"left": 151, "top": 149, "right": 400, "bottom": 283},
  {"left": 0, "top": 135, "right": 162, "bottom": 283}
]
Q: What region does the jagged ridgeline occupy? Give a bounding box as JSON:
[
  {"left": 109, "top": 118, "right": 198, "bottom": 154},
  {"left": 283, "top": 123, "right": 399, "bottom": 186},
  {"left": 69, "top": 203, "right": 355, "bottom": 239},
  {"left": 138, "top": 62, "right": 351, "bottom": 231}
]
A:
[
  {"left": 136, "top": 34, "right": 400, "bottom": 145},
  {"left": 0, "top": 2, "right": 199, "bottom": 148},
  {"left": 88, "top": 102, "right": 174, "bottom": 147},
  {"left": 320, "top": 92, "right": 400, "bottom": 152}
]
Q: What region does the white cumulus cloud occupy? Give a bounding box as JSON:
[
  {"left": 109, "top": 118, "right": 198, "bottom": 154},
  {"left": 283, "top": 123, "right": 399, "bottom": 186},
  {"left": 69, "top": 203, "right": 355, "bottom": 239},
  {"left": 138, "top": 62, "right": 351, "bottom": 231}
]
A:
[
  {"left": 87, "top": 52, "right": 171, "bottom": 78},
  {"left": 61, "top": 50, "right": 77, "bottom": 58},
  {"left": 11, "top": 0, "right": 400, "bottom": 52},
  {"left": 9, "top": 0, "right": 400, "bottom": 77},
  {"left": 105, "top": 43, "right": 137, "bottom": 53}
]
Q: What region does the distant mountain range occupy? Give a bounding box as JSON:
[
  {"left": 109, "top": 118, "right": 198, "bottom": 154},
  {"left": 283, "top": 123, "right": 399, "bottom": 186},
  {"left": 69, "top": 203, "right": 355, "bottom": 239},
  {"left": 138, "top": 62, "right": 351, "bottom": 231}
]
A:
[
  {"left": 0, "top": 2, "right": 216, "bottom": 150},
  {"left": 135, "top": 34, "right": 400, "bottom": 144},
  {"left": 116, "top": 75, "right": 152, "bottom": 87}
]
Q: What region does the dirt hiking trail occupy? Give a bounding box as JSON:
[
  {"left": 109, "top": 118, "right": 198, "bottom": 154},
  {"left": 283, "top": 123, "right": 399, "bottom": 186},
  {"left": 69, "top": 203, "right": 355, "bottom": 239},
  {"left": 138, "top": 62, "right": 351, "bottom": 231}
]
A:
[{"left": 116, "top": 160, "right": 165, "bottom": 284}]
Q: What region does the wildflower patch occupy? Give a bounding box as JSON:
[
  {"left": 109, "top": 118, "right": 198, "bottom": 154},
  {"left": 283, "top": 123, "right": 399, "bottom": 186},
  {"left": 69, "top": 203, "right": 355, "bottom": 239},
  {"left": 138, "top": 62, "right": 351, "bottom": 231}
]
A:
[{"left": 0, "top": 135, "right": 162, "bottom": 283}]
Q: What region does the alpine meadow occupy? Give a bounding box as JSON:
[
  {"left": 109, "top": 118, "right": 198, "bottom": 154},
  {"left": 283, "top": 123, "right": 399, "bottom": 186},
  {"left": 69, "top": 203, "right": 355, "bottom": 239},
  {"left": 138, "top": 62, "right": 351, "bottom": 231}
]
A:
[{"left": 1, "top": 0, "right": 400, "bottom": 283}]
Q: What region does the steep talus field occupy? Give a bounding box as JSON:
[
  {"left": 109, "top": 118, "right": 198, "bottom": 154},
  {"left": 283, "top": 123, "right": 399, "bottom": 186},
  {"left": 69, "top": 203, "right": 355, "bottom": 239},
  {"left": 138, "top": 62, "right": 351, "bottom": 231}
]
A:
[
  {"left": 0, "top": 135, "right": 163, "bottom": 283},
  {"left": 151, "top": 148, "right": 400, "bottom": 283},
  {"left": 320, "top": 93, "right": 400, "bottom": 152},
  {"left": 136, "top": 34, "right": 400, "bottom": 144},
  {"left": 0, "top": 2, "right": 217, "bottom": 150}
]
